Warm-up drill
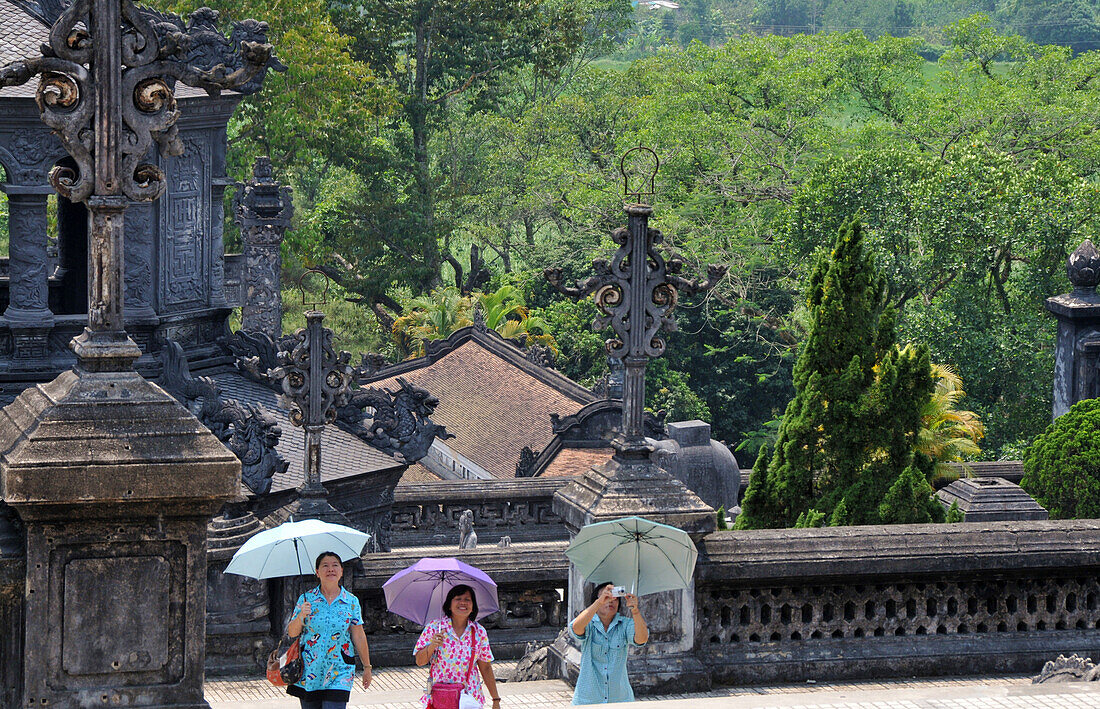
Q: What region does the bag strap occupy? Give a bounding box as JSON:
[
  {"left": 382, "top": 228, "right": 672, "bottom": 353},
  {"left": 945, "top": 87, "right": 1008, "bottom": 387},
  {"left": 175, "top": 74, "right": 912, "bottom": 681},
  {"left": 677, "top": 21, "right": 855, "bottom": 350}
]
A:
[{"left": 464, "top": 623, "right": 478, "bottom": 682}]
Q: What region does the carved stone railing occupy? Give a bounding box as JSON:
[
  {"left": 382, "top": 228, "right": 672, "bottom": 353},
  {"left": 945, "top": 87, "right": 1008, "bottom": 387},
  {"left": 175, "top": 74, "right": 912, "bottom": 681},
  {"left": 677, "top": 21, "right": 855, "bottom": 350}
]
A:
[
  {"left": 693, "top": 520, "right": 1100, "bottom": 684},
  {"left": 391, "top": 478, "right": 573, "bottom": 547},
  {"left": 350, "top": 543, "right": 570, "bottom": 664}
]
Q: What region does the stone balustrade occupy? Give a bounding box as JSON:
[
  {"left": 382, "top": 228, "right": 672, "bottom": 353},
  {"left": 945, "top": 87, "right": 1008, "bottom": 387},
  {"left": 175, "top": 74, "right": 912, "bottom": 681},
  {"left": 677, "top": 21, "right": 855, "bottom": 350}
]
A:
[
  {"left": 391, "top": 478, "right": 572, "bottom": 547},
  {"left": 693, "top": 520, "right": 1100, "bottom": 684}
]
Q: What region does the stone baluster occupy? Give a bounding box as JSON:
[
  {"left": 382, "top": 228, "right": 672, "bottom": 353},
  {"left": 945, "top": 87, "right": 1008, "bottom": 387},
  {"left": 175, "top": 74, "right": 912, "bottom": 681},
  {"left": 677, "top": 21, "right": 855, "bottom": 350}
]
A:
[{"left": 3, "top": 185, "right": 55, "bottom": 363}]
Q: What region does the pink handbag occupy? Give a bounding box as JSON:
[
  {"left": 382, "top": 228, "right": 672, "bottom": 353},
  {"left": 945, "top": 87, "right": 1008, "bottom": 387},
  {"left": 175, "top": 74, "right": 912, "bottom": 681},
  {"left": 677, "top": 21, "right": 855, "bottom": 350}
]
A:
[{"left": 429, "top": 627, "right": 478, "bottom": 709}]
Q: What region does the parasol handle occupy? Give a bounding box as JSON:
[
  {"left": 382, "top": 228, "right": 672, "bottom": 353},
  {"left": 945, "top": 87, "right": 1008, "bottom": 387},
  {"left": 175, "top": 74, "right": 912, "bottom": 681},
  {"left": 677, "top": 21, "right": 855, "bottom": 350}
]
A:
[{"left": 633, "top": 540, "right": 640, "bottom": 597}]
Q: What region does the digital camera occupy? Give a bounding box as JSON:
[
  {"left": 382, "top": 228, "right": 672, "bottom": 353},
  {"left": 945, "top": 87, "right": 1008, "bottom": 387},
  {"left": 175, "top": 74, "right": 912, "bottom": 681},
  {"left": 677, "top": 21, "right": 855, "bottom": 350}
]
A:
[{"left": 610, "top": 586, "right": 627, "bottom": 597}]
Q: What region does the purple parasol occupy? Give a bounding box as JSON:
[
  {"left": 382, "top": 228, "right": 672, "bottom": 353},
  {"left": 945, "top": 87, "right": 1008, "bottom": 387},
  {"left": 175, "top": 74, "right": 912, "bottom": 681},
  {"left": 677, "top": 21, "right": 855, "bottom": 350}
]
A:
[{"left": 383, "top": 557, "right": 500, "bottom": 625}]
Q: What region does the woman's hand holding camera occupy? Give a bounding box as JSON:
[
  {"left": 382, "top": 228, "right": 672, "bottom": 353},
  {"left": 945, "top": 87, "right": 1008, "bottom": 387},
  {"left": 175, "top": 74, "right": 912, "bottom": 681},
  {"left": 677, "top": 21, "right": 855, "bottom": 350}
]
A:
[{"left": 623, "top": 594, "right": 640, "bottom": 615}]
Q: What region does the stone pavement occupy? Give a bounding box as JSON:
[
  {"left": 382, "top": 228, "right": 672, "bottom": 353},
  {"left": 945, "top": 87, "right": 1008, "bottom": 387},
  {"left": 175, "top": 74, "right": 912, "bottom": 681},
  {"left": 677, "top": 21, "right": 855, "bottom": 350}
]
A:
[{"left": 206, "top": 666, "right": 1100, "bottom": 709}]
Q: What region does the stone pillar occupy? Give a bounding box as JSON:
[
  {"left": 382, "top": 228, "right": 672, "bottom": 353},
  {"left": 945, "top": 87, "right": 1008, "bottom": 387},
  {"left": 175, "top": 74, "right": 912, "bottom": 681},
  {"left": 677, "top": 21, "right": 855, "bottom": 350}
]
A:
[
  {"left": 209, "top": 178, "right": 231, "bottom": 309},
  {"left": 2, "top": 185, "right": 55, "bottom": 363},
  {"left": 1045, "top": 239, "right": 1100, "bottom": 418},
  {"left": 0, "top": 368, "right": 240, "bottom": 708},
  {"left": 235, "top": 156, "right": 292, "bottom": 340},
  {"left": 209, "top": 129, "right": 231, "bottom": 310},
  {"left": 124, "top": 201, "right": 158, "bottom": 327},
  {"left": 53, "top": 194, "right": 88, "bottom": 314},
  {"left": 548, "top": 450, "right": 717, "bottom": 694}
]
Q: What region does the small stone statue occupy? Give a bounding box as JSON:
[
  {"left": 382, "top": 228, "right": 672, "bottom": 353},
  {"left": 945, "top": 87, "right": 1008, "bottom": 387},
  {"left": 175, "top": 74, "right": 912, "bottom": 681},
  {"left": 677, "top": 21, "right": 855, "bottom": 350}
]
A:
[
  {"left": 458, "top": 509, "right": 478, "bottom": 549},
  {"left": 497, "top": 536, "right": 512, "bottom": 548}
]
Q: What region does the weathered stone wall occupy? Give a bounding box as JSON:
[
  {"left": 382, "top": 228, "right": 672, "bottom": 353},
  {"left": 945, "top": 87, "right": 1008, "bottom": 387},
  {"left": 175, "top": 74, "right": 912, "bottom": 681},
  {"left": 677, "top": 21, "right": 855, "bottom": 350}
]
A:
[
  {"left": 391, "top": 479, "right": 572, "bottom": 547},
  {"left": 693, "top": 520, "right": 1100, "bottom": 684}
]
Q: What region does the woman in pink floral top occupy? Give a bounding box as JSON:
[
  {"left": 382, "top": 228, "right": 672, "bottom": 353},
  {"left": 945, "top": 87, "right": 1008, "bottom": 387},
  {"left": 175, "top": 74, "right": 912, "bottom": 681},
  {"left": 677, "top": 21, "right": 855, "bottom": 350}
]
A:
[{"left": 414, "top": 585, "right": 500, "bottom": 709}]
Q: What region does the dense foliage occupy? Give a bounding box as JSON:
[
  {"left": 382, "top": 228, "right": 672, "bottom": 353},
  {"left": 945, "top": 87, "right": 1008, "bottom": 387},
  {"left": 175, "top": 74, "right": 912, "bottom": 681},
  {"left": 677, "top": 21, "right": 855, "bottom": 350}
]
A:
[
  {"left": 1021, "top": 399, "right": 1100, "bottom": 519},
  {"left": 735, "top": 221, "right": 941, "bottom": 529},
  {"left": 148, "top": 0, "right": 1100, "bottom": 466}
]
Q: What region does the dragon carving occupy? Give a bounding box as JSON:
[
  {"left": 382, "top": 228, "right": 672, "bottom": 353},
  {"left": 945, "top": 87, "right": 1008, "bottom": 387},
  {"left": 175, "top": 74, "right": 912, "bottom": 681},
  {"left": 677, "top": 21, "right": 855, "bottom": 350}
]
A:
[
  {"left": 337, "top": 377, "right": 454, "bottom": 464},
  {"left": 160, "top": 340, "right": 288, "bottom": 494}
]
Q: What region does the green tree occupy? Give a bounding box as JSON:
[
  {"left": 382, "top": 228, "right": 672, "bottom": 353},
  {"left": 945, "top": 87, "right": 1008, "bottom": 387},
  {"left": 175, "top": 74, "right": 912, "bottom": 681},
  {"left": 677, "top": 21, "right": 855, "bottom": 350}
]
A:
[
  {"left": 877, "top": 462, "right": 945, "bottom": 524},
  {"left": 391, "top": 288, "right": 474, "bottom": 358},
  {"left": 322, "top": 0, "right": 633, "bottom": 306},
  {"left": 737, "top": 220, "right": 934, "bottom": 528},
  {"left": 919, "top": 363, "right": 984, "bottom": 487},
  {"left": 1021, "top": 399, "right": 1100, "bottom": 519}
]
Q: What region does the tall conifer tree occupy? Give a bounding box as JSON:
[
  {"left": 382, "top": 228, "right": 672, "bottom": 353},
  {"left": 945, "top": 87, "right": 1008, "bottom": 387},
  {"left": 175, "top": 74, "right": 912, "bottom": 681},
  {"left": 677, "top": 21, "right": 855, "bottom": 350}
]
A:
[{"left": 737, "top": 220, "right": 937, "bottom": 529}]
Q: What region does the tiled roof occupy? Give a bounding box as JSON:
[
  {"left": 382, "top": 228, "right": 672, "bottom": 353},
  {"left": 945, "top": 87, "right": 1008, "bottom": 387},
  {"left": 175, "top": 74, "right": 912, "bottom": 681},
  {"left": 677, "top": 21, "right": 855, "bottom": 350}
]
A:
[
  {"left": 398, "top": 463, "right": 443, "bottom": 485},
  {"left": 367, "top": 338, "right": 595, "bottom": 480},
  {"left": 540, "top": 446, "right": 614, "bottom": 477},
  {"left": 0, "top": 0, "right": 50, "bottom": 98},
  {"left": 212, "top": 372, "right": 403, "bottom": 495}
]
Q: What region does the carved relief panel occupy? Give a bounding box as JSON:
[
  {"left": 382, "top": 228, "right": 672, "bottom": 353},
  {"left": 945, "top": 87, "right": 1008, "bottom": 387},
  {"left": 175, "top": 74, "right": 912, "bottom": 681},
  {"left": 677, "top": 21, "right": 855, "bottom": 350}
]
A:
[
  {"left": 0, "top": 127, "right": 64, "bottom": 184},
  {"left": 158, "top": 135, "right": 210, "bottom": 312}
]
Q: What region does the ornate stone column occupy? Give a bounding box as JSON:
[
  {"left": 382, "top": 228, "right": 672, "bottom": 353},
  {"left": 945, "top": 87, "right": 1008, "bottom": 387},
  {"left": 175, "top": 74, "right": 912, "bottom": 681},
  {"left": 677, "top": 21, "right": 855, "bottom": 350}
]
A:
[
  {"left": 0, "top": 0, "right": 277, "bottom": 706},
  {"left": 1045, "top": 239, "right": 1100, "bottom": 418},
  {"left": 235, "top": 156, "right": 292, "bottom": 339},
  {"left": 2, "top": 185, "right": 55, "bottom": 363}
]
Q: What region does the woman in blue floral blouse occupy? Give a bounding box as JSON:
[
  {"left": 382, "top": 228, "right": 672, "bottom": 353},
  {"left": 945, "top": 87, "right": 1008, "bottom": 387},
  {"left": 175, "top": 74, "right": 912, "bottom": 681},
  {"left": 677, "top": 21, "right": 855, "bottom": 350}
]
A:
[{"left": 286, "top": 552, "right": 373, "bottom": 709}]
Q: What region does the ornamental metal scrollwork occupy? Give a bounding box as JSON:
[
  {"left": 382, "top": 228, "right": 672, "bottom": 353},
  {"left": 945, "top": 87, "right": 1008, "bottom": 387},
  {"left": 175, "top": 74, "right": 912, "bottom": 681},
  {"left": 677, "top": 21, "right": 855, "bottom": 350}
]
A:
[
  {"left": 270, "top": 322, "right": 354, "bottom": 428},
  {"left": 544, "top": 149, "right": 727, "bottom": 448},
  {"left": 0, "top": 2, "right": 278, "bottom": 203}
]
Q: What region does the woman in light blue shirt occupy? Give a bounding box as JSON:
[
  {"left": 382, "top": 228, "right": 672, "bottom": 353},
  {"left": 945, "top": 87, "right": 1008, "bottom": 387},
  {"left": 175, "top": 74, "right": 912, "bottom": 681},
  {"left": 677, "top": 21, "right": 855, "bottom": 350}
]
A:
[{"left": 569, "top": 582, "right": 649, "bottom": 705}]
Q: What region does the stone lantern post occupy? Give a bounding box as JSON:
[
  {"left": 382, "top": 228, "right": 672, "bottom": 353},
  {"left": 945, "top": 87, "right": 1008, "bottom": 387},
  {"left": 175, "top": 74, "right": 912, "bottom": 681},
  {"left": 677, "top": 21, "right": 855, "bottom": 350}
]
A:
[
  {"left": 543, "top": 148, "right": 728, "bottom": 693},
  {"left": 1046, "top": 239, "right": 1100, "bottom": 417},
  {"left": 0, "top": 3, "right": 276, "bottom": 706}
]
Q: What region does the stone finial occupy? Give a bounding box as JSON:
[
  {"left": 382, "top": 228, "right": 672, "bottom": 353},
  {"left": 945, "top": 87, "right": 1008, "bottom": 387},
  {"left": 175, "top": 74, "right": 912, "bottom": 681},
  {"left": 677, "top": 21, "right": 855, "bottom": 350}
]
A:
[
  {"left": 1068, "top": 240, "right": 1100, "bottom": 294},
  {"left": 253, "top": 155, "right": 275, "bottom": 181}
]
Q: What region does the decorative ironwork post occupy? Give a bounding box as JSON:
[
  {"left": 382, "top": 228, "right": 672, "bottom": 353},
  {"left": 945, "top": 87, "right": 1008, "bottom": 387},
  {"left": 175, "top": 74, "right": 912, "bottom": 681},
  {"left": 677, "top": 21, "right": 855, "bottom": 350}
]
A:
[
  {"left": 269, "top": 270, "right": 355, "bottom": 523},
  {"left": 545, "top": 147, "right": 728, "bottom": 461},
  {"left": 0, "top": 0, "right": 276, "bottom": 370},
  {"left": 544, "top": 148, "right": 729, "bottom": 694}
]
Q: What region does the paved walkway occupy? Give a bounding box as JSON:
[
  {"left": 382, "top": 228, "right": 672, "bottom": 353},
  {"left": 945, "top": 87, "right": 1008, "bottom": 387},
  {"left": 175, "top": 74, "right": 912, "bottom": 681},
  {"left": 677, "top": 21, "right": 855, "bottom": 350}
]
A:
[{"left": 205, "top": 666, "right": 1100, "bottom": 709}]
